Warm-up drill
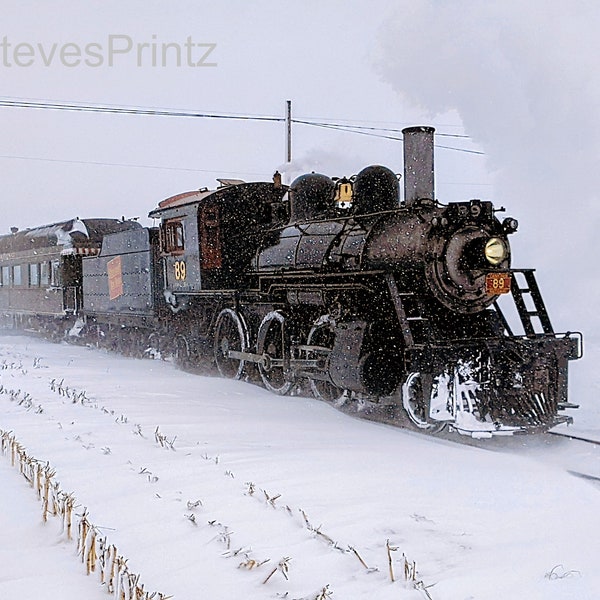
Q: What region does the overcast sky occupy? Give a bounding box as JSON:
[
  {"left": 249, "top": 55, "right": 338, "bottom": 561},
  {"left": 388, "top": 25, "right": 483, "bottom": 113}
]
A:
[
  {"left": 2, "top": 0, "right": 598, "bottom": 330},
  {"left": 376, "top": 0, "right": 600, "bottom": 329}
]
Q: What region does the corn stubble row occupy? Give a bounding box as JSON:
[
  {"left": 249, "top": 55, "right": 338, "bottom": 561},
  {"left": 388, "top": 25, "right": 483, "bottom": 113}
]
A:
[{"left": 0, "top": 429, "right": 172, "bottom": 600}]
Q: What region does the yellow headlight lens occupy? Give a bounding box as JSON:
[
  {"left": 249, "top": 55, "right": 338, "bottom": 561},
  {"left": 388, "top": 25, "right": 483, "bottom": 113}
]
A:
[{"left": 484, "top": 237, "right": 507, "bottom": 266}]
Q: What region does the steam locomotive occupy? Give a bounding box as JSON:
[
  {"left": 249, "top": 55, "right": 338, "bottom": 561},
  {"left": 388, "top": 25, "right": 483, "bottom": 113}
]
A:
[{"left": 0, "top": 126, "right": 582, "bottom": 437}]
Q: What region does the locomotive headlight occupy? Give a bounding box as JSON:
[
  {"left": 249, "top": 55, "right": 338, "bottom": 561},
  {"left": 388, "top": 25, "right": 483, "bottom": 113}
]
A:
[{"left": 484, "top": 237, "right": 507, "bottom": 266}]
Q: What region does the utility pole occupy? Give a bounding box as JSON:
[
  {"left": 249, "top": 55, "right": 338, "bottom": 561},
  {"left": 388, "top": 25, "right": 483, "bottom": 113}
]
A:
[{"left": 286, "top": 100, "right": 292, "bottom": 164}]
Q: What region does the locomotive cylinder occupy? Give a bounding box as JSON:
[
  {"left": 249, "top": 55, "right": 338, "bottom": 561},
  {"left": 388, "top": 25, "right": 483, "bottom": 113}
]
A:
[{"left": 403, "top": 126, "right": 435, "bottom": 205}]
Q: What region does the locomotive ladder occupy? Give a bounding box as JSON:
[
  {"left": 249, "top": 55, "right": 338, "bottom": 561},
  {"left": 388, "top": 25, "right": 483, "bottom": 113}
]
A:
[
  {"left": 501, "top": 269, "right": 554, "bottom": 337},
  {"left": 386, "top": 274, "right": 432, "bottom": 348}
]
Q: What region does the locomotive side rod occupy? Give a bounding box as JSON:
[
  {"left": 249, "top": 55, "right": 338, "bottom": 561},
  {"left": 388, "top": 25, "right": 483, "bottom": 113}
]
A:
[{"left": 226, "top": 350, "right": 320, "bottom": 370}]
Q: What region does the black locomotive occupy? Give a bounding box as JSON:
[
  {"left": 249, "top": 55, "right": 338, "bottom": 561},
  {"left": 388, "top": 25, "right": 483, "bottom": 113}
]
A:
[{"left": 0, "top": 127, "right": 582, "bottom": 437}]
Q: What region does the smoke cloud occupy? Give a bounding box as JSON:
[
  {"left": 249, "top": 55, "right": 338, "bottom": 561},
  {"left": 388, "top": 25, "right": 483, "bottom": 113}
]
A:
[{"left": 376, "top": 0, "right": 600, "bottom": 331}]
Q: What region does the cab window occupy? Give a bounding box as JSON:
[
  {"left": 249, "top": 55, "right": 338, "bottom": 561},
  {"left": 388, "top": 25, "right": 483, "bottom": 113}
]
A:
[{"left": 163, "top": 220, "right": 185, "bottom": 253}]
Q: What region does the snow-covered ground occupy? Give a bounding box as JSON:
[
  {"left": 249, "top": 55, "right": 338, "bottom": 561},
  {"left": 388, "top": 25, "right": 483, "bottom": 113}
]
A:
[{"left": 0, "top": 334, "right": 598, "bottom": 600}]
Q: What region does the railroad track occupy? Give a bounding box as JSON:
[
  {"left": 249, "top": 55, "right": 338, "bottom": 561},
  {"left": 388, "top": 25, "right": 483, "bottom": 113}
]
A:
[{"left": 548, "top": 429, "right": 600, "bottom": 446}]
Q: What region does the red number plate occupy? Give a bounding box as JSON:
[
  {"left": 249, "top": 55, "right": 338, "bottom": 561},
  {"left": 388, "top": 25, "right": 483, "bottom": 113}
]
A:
[{"left": 486, "top": 272, "right": 511, "bottom": 295}]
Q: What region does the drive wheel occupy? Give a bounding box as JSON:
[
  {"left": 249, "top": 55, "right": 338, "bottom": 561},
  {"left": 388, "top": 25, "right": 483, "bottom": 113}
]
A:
[
  {"left": 214, "top": 308, "right": 249, "bottom": 380},
  {"left": 306, "top": 317, "right": 346, "bottom": 403},
  {"left": 257, "top": 311, "right": 294, "bottom": 395},
  {"left": 402, "top": 372, "right": 446, "bottom": 433}
]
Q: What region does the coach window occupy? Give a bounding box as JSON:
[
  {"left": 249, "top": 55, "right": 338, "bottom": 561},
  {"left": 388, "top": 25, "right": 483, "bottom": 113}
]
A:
[
  {"left": 29, "top": 263, "right": 40, "bottom": 287},
  {"left": 40, "top": 262, "right": 50, "bottom": 286},
  {"left": 12, "top": 265, "right": 23, "bottom": 286},
  {"left": 50, "top": 260, "right": 61, "bottom": 286},
  {"left": 163, "top": 220, "right": 185, "bottom": 254}
]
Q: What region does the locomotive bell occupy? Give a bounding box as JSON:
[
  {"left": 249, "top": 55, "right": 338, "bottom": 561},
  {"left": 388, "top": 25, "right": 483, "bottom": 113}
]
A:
[
  {"left": 402, "top": 126, "right": 435, "bottom": 206},
  {"left": 334, "top": 177, "right": 354, "bottom": 209}
]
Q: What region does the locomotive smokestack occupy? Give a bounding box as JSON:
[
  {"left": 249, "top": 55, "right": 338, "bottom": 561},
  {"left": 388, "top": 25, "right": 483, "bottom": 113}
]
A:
[{"left": 402, "top": 126, "right": 435, "bottom": 206}]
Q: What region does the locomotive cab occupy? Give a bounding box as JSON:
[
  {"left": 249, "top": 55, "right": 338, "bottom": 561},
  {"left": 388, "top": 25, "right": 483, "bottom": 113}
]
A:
[{"left": 149, "top": 178, "right": 288, "bottom": 309}]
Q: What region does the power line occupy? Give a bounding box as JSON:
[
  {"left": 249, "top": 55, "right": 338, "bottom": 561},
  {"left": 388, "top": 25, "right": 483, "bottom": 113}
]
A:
[
  {"left": 0, "top": 98, "right": 284, "bottom": 122},
  {"left": 0, "top": 96, "right": 484, "bottom": 155},
  {"left": 293, "top": 120, "right": 485, "bottom": 155},
  {"left": 433, "top": 143, "right": 485, "bottom": 156},
  {"left": 0, "top": 153, "right": 272, "bottom": 176},
  {"left": 0, "top": 152, "right": 492, "bottom": 187},
  {"left": 293, "top": 119, "right": 470, "bottom": 138}
]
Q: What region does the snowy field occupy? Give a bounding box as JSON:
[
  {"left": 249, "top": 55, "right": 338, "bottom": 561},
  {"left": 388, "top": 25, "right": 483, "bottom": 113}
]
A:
[{"left": 0, "top": 334, "right": 599, "bottom": 600}]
